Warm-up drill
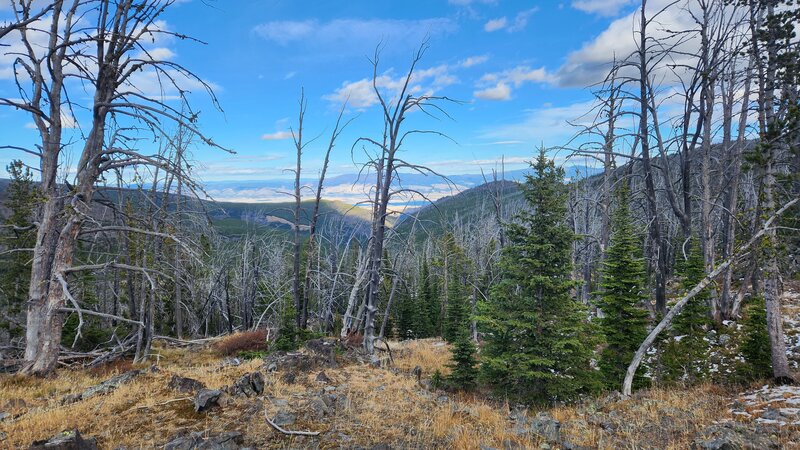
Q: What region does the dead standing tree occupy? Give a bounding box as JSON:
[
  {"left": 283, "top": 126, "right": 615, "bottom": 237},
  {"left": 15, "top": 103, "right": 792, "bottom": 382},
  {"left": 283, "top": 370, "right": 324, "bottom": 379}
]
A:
[
  {"left": 354, "top": 43, "right": 455, "bottom": 355},
  {"left": 0, "top": 0, "right": 226, "bottom": 375}
]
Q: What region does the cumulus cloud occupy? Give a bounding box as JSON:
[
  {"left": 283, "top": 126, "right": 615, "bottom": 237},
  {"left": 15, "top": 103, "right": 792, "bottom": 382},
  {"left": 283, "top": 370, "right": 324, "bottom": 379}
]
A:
[
  {"left": 483, "top": 8, "right": 537, "bottom": 33},
  {"left": 572, "top": 0, "right": 635, "bottom": 17},
  {"left": 261, "top": 131, "right": 293, "bottom": 141},
  {"left": 484, "top": 17, "right": 507, "bottom": 32},
  {"left": 474, "top": 65, "right": 553, "bottom": 101},
  {"left": 460, "top": 55, "right": 489, "bottom": 68},
  {"left": 325, "top": 64, "right": 458, "bottom": 109},
  {"left": 474, "top": 82, "right": 511, "bottom": 101}
]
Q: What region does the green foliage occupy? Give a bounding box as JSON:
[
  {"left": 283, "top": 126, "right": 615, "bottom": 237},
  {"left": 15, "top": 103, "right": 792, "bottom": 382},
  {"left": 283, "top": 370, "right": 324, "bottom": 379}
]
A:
[
  {"left": 431, "top": 369, "right": 444, "bottom": 390},
  {"left": 740, "top": 296, "right": 772, "bottom": 380},
  {"left": 441, "top": 234, "right": 471, "bottom": 343},
  {"left": 477, "top": 150, "right": 601, "bottom": 405},
  {"left": 61, "top": 315, "right": 117, "bottom": 352},
  {"left": 0, "top": 161, "right": 40, "bottom": 336},
  {"left": 596, "top": 184, "right": 650, "bottom": 390},
  {"left": 273, "top": 299, "right": 299, "bottom": 352},
  {"left": 396, "top": 287, "right": 418, "bottom": 340},
  {"left": 416, "top": 261, "right": 440, "bottom": 338},
  {"left": 659, "top": 239, "right": 712, "bottom": 385}
]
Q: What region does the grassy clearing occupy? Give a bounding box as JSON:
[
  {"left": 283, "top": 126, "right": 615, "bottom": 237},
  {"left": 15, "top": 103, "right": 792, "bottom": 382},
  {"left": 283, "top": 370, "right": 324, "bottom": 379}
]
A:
[{"left": 1, "top": 338, "right": 796, "bottom": 449}]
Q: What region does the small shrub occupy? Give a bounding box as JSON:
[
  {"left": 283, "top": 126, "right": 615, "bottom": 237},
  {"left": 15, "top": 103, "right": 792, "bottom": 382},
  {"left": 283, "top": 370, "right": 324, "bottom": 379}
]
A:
[
  {"left": 431, "top": 369, "right": 444, "bottom": 390},
  {"left": 214, "top": 329, "right": 269, "bottom": 356},
  {"left": 238, "top": 350, "right": 267, "bottom": 360}
]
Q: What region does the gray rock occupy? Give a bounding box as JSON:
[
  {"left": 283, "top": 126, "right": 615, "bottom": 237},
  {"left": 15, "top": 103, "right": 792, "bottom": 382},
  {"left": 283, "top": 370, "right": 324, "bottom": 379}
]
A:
[
  {"left": 272, "top": 410, "right": 296, "bottom": 426},
  {"left": 435, "top": 395, "right": 449, "bottom": 403},
  {"left": 529, "top": 413, "right": 561, "bottom": 443},
  {"left": 230, "top": 372, "right": 264, "bottom": 397},
  {"left": 168, "top": 375, "right": 205, "bottom": 393},
  {"left": 163, "top": 431, "right": 244, "bottom": 450},
  {"left": 29, "top": 429, "right": 98, "bottom": 450},
  {"left": 194, "top": 389, "right": 222, "bottom": 412},
  {"left": 692, "top": 424, "right": 780, "bottom": 450},
  {"left": 306, "top": 396, "right": 330, "bottom": 419},
  {"left": 281, "top": 372, "right": 296, "bottom": 384},
  {"left": 719, "top": 334, "right": 731, "bottom": 345},
  {"left": 316, "top": 370, "right": 332, "bottom": 383},
  {"left": 0, "top": 411, "right": 9, "bottom": 422}
]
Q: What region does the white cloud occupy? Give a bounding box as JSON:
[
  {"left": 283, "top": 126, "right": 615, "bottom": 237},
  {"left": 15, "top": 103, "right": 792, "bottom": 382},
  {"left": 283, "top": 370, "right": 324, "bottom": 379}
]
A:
[
  {"left": 253, "top": 18, "right": 456, "bottom": 47},
  {"left": 460, "top": 55, "right": 489, "bottom": 68},
  {"left": 261, "top": 131, "right": 293, "bottom": 141},
  {"left": 484, "top": 17, "right": 507, "bottom": 32},
  {"left": 325, "top": 64, "right": 458, "bottom": 109},
  {"left": 484, "top": 8, "right": 537, "bottom": 33},
  {"left": 572, "top": 0, "right": 634, "bottom": 17},
  {"left": 474, "top": 65, "right": 552, "bottom": 101},
  {"left": 474, "top": 82, "right": 511, "bottom": 101}
]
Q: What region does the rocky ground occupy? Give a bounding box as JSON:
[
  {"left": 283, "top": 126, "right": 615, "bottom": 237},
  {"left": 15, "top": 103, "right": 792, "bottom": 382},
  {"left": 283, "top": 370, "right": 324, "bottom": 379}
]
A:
[{"left": 2, "top": 283, "right": 800, "bottom": 449}]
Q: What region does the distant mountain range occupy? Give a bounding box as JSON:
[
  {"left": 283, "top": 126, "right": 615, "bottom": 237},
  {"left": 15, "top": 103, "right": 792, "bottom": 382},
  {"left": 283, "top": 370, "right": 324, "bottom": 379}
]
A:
[{"left": 202, "top": 165, "right": 602, "bottom": 206}]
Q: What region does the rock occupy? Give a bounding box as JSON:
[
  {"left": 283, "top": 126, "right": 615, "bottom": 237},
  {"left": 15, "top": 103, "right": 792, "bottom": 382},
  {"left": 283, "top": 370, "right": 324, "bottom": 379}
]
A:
[
  {"left": 435, "top": 395, "right": 449, "bottom": 403},
  {"left": 587, "top": 414, "right": 616, "bottom": 433},
  {"left": 0, "top": 411, "right": 9, "bottom": 422},
  {"left": 281, "top": 372, "right": 296, "bottom": 384},
  {"left": 272, "top": 410, "right": 296, "bottom": 426},
  {"left": 412, "top": 366, "right": 422, "bottom": 383},
  {"left": 194, "top": 389, "right": 222, "bottom": 412},
  {"left": 230, "top": 372, "right": 264, "bottom": 397},
  {"left": 60, "top": 370, "right": 142, "bottom": 405},
  {"left": 316, "top": 370, "right": 332, "bottom": 383},
  {"left": 306, "top": 396, "right": 330, "bottom": 419},
  {"left": 266, "top": 362, "right": 278, "bottom": 372},
  {"left": 29, "top": 429, "right": 98, "bottom": 450},
  {"left": 220, "top": 357, "right": 241, "bottom": 367},
  {"left": 163, "top": 431, "right": 244, "bottom": 450},
  {"left": 168, "top": 375, "right": 206, "bottom": 393},
  {"left": 528, "top": 413, "right": 561, "bottom": 443},
  {"left": 719, "top": 334, "right": 731, "bottom": 345},
  {"left": 304, "top": 339, "right": 338, "bottom": 367},
  {"left": 692, "top": 424, "right": 780, "bottom": 450}
]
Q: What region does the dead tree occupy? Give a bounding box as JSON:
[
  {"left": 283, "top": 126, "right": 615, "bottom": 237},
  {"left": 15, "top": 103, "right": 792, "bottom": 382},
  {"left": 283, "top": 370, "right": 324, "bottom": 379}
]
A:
[
  {"left": 0, "top": 0, "right": 225, "bottom": 376},
  {"left": 354, "top": 43, "right": 455, "bottom": 354}
]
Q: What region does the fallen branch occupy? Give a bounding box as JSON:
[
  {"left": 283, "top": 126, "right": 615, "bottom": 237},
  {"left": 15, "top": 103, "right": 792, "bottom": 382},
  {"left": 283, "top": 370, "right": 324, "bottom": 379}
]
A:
[
  {"left": 622, "top": 196, "right": 799, "bottom": 396},
  {"left": 134, "top": 397, "right": 192, "bottom": 410},
  {"left": 264, "top": 408, "right": 321, "bottom": 436}
]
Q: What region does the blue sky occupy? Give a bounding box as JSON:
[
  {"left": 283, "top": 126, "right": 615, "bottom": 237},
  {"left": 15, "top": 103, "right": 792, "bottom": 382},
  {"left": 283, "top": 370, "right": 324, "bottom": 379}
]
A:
[{"left": 0, "top": 0, "right": 651, "bottom": 184}]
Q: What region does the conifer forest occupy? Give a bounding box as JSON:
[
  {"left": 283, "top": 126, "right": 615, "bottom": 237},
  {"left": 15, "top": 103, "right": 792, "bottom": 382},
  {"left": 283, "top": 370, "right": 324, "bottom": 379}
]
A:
[{"left": 0, "top": 0, "right": 799, "bottom": 448}]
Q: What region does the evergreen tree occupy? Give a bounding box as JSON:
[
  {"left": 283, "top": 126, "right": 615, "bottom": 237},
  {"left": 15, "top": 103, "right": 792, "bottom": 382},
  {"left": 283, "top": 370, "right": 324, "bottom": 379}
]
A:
[
  {"left": 478, "top": 149, "right": 601, "bottom": 405},
  {"left": 396, "top": 287, "right": 417, "bottom": 340},
  {"left": 417, "top": 261, "right": 439, "bottom": 337},
  {"left": 659, "top": 239, "right": 711, "bottom": 384},
  {"left": 597, "top": 184, "right": 650, "bottom": 389},
  {"left": 446, "top": 324, "right": 479, "bottom": 390},
  {"left": 0, "top": 161, "right": 39, "bottom": 338},
  {"left": 273, "top": 297, "right": 299, "bottom": 351},
  {"left": 442, "top": 234, "right": 471, "bottom": 343},
  {"left": 740, "top": 296, "right": 772, "bottom": 380}
]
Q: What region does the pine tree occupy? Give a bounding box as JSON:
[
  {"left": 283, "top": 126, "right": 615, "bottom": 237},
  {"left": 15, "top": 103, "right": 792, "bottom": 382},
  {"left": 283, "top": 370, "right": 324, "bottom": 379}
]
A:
[
  {"left": 396, "top": 288, "right": 417, "bottom": 340},
  {"left": 660, "top": 238, "right": 711, "bottom": 384},
  {"left": 441, "top": 234, "right": 471, "bottom": 343},
  {"left": 273, "top": 297, "right": 299, "bottom": 351},
  {"left": 417, "top": 261, "right": 439, "bottom": 338},
  {"left": 0, "top": 161, "right": 39, "bottom": 338},
  {"left": 446, "top": 325, "right": 478, "bottom": 390},
  {"left": 477, "top": 149, "right": 601, "bottom": 405},
  {"left": 740, "top": 296, "right": 772, "bottom": 380},
  {"left": 597, "top": 184, "right": 650, "bottom": 389}
]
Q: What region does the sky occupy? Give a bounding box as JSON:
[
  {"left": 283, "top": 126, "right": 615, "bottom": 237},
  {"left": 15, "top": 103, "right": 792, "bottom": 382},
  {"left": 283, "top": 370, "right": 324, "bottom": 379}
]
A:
[{"left": 0, "top": 0, "right": 656, "bottom": 187}]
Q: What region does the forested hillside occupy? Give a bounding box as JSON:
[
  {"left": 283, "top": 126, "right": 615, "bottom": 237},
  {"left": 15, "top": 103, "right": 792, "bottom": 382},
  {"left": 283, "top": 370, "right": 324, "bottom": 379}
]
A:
[{"left": 1, "top": 0, "right": 799, "bottom": 448}]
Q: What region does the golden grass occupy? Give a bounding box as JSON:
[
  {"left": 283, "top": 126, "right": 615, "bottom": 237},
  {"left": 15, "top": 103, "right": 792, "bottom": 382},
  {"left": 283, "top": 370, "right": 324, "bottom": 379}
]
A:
[{"left": 3, "top": 338, "right": 796, "bottom": 449}]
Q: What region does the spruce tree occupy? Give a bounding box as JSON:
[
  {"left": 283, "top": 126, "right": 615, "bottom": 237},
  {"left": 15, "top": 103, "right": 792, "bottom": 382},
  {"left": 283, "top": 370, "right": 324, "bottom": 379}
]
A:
[
  {"left": 596, "top": 184, "right": 650, "bottom": 390},
  {"left": 396, "top": 287, "right": 417, "bottom": 340},
  {"left": 0, "top": 161, "right": 39, "bottom": 338},
  {"left": 740, "top": 296, "right": 772, "bottom": 380},
  {"left": 478, "top": 150, "right": 600, "bottom": 405},
  {"left": 417, "top": 261, "right": 439, "bottom": 337},
  {"left": 441, "top": 234, "right": 471, "bottom": 343},
  {"left": 660, "top": 239, "right": 711, "bottom": 384},
  {"left": 273, "top": 298, "right": 299, "bottom": 351}
]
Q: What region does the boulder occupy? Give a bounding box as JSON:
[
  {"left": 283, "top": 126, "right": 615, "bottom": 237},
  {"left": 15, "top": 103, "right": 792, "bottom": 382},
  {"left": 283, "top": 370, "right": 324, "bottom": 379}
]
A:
[
  {"left": 168, "top": 375, "right": 206, "bottom": 393},
  {"left": 272, "top": 410, "right": 296, "bottom": 427},
  {"left": 194, "top": 389, "right": 222, "bottom": 413},
  {"left": 315, "top": 371, "right": 332, "bottom": 384},
  {"left": 163, "top": 431, "right": 244, "bottom": 450},
  {"left": 29, "top": 429, "right": 98, "bottom": 450},
  {"left": 229, "top": 372, "right": 264, "bottom": 397},
  {"left": 692, "top": 424, "right": 780, "bottom": 450}
]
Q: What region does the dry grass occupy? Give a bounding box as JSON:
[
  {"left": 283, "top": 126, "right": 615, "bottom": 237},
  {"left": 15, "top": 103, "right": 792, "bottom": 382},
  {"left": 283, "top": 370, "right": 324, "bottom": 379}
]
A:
[{"left": 2, "top": 338, "right": 792, "bottom": 449}]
